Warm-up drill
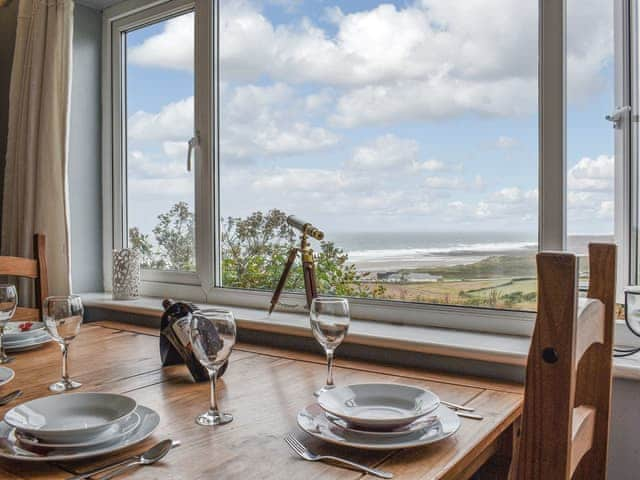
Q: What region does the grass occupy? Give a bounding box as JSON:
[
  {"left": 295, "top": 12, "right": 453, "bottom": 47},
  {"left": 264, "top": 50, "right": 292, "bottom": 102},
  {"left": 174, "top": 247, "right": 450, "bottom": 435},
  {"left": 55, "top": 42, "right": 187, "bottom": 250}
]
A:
[{"left": 357, "top": 254, "right": 538, "bottom": 310}]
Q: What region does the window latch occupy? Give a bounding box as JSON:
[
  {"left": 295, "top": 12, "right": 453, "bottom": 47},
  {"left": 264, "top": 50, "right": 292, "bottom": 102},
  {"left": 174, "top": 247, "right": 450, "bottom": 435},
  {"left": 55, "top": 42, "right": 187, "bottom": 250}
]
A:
[
  {"left": 605, "top": 106, "right": 631, "bottom": 129},
  {"left": 187, "top": 132, "right": 200, "bottom": 172}
]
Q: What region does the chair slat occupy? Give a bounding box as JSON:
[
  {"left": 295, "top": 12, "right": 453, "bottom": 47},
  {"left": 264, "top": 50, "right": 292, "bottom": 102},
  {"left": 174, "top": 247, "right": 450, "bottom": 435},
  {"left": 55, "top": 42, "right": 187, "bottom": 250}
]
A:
[
  {"left": 12, "top": 307, "right": 40, "bottom": 322},
  {"left": 575, "top": 297, "right": 604, "bottom": 364},
  {"left": 0, "top": 257, "right": 38, "bottom": 278},
  {"left": 570, "top": 405, "right": 596, "bottom": 477}
]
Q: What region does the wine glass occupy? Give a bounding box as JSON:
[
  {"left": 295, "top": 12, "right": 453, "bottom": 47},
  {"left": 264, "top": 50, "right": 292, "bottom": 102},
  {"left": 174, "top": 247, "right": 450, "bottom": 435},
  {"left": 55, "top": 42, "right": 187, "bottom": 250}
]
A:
[
  {"left": 43, "top": 295, "right": 84, "bottom": 392},
  {"left": 310, "top": 297, "right": 350, "bottom": 396},
  {"left": 0, "top": 285, "right": 17, "bottom": 364},
  {"left": 189, "top": 308, "right": 236, "bottom": 426}
]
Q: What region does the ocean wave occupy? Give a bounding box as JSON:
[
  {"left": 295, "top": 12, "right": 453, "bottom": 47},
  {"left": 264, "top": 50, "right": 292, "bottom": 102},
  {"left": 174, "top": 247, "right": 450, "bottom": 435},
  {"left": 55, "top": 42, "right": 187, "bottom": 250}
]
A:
[{"left": 347, "top": 242, "right": 537, "bottom": 261}]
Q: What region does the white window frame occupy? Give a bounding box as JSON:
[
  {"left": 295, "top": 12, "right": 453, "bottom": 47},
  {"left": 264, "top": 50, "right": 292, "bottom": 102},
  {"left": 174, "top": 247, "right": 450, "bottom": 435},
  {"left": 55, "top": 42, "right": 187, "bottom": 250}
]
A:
[
  {"left": 102, "top": 0, "right": 214, "bottom": 297},
  {"left": 102, "top": 0, "right": 639, "bottom": 343}
]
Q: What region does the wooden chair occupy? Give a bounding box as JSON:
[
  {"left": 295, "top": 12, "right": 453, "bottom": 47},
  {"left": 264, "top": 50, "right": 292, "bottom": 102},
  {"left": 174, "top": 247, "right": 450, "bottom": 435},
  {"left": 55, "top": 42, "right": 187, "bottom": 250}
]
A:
[
  {"left": 0, "top": 234, "right": 48, "bottom": 321},
  {"left": 511, "top": 243, "right": 616, "bottom": 479}
]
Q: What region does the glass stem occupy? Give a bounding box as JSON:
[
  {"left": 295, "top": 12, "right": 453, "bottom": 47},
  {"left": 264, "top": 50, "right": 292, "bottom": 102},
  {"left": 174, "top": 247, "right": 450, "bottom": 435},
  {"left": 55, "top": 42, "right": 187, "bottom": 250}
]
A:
[
  {"left": 0, "top": 326, "right": 5, "bottom": 357},
  {"left": 209, "top": 368, "right": 219, "bottom": 414},
  {"left": 61, "top": 344, "right": 69, "bottom": 382},
  {"left": 326, "top": 349, "right": 335, "bottom": 387}
]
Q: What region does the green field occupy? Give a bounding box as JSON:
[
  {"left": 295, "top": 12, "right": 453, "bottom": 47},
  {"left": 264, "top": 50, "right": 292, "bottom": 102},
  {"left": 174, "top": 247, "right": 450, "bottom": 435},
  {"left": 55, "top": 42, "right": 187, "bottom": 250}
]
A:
[{"left": 361, "top": 254, "right": 539, "bottom": 310}]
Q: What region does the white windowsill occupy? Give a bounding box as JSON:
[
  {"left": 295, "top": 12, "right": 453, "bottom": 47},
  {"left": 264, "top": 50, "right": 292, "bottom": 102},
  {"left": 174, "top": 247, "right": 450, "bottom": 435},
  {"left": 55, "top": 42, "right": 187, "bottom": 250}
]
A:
[{"left": 80, "top": 292, "right": 640, "bottom": 381}]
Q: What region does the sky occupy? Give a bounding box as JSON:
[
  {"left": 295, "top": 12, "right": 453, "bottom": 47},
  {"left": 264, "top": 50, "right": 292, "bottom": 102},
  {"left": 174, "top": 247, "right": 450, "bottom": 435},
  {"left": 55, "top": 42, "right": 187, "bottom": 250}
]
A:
[{"left": 124, "top": 0, "right": 615, "bottom": 244}]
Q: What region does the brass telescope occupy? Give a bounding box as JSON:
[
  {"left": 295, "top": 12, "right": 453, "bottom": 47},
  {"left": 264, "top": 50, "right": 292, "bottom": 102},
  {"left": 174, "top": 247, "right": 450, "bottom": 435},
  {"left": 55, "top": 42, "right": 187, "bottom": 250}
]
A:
[
  {"left": 287, "top": 215, "right": 324, "bottom": 241},
  {"left": 268, "top": 215, "right": 323, "bottom": 315}
]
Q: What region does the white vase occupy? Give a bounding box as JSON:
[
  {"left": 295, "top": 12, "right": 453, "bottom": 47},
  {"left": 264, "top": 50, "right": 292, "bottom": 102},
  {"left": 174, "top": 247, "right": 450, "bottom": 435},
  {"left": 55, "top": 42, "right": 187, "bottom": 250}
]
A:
[{"left": 112, "top": 249, "right": 141, "bottom": 300}]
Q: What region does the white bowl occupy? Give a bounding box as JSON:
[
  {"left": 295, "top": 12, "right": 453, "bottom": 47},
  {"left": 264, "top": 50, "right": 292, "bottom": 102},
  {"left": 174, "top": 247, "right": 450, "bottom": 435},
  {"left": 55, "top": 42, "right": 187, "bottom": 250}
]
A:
[
  {"left": 317, "top": 383, "right": 440, "bottom": 430},
  {"left": 5, "top": 393, "right": 137, "bottom": 443},
  {"left": 15, "top": 411, "right": 141, "bottom": 449}
]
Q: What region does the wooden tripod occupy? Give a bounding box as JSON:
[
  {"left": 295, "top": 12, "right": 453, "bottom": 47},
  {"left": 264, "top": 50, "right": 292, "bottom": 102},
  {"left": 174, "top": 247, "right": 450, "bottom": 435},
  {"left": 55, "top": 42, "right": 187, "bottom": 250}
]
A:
[{"left": 268, "top": 233, "right": 318, "bottom": 315}]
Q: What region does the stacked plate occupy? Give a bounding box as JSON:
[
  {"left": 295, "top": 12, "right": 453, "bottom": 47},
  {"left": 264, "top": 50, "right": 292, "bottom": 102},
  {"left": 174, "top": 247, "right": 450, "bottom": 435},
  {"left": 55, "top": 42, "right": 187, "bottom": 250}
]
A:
[
  {"left": 4, "top": 322, "right": 51, "bottom": 352},
  {"left": 0, "top": 392, "right": 160, "bottom": 461},
  {"left": 297, "top": 383, "right": 460, "bottom": 450}
]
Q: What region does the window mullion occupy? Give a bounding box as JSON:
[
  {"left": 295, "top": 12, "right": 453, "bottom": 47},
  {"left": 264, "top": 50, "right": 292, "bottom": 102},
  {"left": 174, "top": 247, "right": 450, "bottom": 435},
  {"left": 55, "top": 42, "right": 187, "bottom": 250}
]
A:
[
  {"left": 538, "top": 0, "right": 567, "bottom": 252},
  {"left": 194, "top": 0, "right": 215, "bottom": 293}
]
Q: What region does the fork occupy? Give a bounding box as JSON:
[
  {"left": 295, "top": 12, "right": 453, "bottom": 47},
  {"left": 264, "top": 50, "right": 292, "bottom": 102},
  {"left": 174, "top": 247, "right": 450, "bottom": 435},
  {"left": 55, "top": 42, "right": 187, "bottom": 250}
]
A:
[{"left": 284, "top": 434, "right": 393, "bottom": 479}]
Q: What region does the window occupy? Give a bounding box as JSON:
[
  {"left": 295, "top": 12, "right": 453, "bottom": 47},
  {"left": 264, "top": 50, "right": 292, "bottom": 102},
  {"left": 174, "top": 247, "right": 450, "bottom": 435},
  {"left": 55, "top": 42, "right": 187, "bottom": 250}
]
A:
[
  {"left": 125, "top": 12, "right": 196, "bottom": 273},
  {"left": 103, "top": 0, "right": 636, "bottom": 337},
  {"left": 219, "top": 0, "right": 539, "bottom": 312},
  {"left": 566, "top": 0, "right": 615, "bottom": 284}
]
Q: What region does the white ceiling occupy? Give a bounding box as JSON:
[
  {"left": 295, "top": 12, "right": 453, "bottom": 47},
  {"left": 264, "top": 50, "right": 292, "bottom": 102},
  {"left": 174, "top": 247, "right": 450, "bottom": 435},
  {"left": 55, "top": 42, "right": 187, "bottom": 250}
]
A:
[{"left": 77, "top": 0, "right": 123, "bottom": 10}]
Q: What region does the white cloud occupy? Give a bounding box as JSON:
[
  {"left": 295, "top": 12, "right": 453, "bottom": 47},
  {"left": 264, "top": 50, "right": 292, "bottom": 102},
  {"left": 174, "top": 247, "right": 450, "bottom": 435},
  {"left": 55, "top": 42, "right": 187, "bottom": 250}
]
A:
[
  {"left": 128, "top": 13, "right": 194, "bottom": 72},
  {"left": 128, "top": 85, "right": 339, "bottom": 161},
  {"left": 568, "top": 155, "right": 614, "bottom": 191},
  {"left": 495, "top": 136, "right": 518, "bottom": 149},
  {"left": 346, "top": 134, "right": 446, "bottom": 173},
  {"left": 251, "top": 168, "right": 351, "bottom": 193},
  {"left": 221, "top": 83, "right": 339, "bottom": 159},
  {"left": 347, "top": 134, "right": 418, "bottom": 170},
  {"left": 424, "top": 176, "right": 465, "bottom": 189},
  {"left": 128, "top": 97, "right": 193, "bottom": 141},
  {"left": 128, "top": 0, "right": 611, "bottom": 127}
]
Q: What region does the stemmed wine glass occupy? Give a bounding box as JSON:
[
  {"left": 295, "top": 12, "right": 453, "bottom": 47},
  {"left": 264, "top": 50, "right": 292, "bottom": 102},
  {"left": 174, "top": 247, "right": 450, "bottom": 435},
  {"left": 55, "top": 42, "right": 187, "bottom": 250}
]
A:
[
  {"left": 190, "top": 308, "right": 236, "bottom": 426},
  {"left": 310, "top": 297, "right": 350, "bottom": 396},
  {"left": 0, "top": 285, "right": 17, "bottom": 364},
  {"left": 43, "top": 295, "right": 84, "bottom": 392}
]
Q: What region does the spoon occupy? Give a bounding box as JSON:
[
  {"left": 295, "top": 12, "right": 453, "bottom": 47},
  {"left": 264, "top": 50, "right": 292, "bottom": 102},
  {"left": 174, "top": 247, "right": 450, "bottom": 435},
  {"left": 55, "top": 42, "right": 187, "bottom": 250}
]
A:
[
  {"left": 67, "top": 440, "right": 179, "bottom": 480},
  {"left": 98, "top": 439, "right": 174, "bottom": 479},
  {"left": 0, "top": 390, "right": 22, "bottom": 406}
]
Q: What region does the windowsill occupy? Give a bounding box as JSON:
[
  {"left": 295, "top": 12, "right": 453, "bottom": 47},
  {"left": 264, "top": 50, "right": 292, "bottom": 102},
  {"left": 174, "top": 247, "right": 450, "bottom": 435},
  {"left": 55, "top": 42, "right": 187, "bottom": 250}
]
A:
[{"left": 80, "top": 292, "right": 640, "bottom": 381}]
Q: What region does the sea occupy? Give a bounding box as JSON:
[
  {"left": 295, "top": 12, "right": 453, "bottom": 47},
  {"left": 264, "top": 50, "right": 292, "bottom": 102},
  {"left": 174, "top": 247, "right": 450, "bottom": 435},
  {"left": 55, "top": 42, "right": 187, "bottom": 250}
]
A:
[{"left": 328, "top": 231, "right": 613, "bottom": 273}]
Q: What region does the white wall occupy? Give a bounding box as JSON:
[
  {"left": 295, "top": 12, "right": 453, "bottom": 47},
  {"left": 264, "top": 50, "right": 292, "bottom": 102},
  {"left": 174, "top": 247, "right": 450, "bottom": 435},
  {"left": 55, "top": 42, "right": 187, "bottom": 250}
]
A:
[{"left": 68, "top": 4, "right": 103, "bottom": 292}]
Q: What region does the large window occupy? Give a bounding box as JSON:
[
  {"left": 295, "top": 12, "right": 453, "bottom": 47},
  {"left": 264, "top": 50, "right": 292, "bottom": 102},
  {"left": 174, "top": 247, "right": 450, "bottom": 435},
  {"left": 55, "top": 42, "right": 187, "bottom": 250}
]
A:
[
  {"left": 218, "top": 0, "right": 539, "bottom": 311},
  {"left": 104, "top": 0, "right": 637, "bottom": 335}
]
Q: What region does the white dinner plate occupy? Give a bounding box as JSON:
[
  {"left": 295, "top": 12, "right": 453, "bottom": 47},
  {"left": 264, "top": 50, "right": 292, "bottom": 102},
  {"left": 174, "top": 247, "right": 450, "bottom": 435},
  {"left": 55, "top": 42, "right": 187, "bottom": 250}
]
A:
[
  {"left": 0, "top": 367, "right": 14, "bottom": 387},
  {"left": 0, "top": 405, "right": 159, "bottom": 462},
  {"left": 297, "top": 403, "right": 460, "bottom": 450},
  {"left": 15, "top": 411, "right": 141, "bottom": 449},
  {"left": 5, "top": 335, "right": 52, "bottom": 352},
  {"left": 5, "top": 331, "right": 50, "bottom": 346},
  {"left": 317, "top": 384, "right": 440, "bottom": 430},
  {"left": 4, "top": 322, "right": 45, "bottom": 341},
  {"left": 5, "top": 392, "right": 137, "bottom": 443},
  {"left": 327, "top": 412, "right": 439, "bottom": 437}
]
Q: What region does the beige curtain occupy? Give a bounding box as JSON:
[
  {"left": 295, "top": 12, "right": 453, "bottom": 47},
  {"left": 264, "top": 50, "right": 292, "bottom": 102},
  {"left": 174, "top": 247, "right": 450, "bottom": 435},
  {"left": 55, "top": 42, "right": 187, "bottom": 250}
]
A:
[{"left": 1, "top": 0, "right": 74, "bottom": 300}]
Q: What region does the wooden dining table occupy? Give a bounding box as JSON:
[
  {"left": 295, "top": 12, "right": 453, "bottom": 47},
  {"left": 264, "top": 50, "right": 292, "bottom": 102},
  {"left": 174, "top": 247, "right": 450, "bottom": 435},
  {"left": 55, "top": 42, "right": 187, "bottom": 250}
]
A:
[{"left": 0, "top": 320, "right": 523, "bottom": 479}]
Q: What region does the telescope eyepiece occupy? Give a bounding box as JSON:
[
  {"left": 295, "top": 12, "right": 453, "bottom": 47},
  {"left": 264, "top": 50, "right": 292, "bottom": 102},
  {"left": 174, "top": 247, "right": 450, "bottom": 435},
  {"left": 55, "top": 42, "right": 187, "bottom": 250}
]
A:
[{"left": 287, "top": 215, "right": 324, "bottom": 241}]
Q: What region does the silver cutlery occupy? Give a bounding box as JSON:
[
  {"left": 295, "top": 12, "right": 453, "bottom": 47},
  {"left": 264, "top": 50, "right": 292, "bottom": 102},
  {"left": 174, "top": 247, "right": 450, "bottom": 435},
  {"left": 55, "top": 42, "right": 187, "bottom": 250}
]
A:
[
  {"left": 440, "top": 400, "right": 475, "bottom": 412},
  {"left": 454, "top": 411, "right": 483, "bottom": 420},
  {"left": 284, "top": 433, "right": 393, "bottom": 479},
  {"left": 67, "top": 440, "right": 180, "bottom": 480},
  {"left": 0, "top": 390, "right": 21, "bottom": 406}
]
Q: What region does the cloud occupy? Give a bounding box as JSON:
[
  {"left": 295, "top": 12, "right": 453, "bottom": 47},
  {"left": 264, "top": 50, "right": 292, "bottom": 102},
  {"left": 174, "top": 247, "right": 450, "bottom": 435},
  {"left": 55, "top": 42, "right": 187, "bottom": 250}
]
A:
[
  {"left": 128, "top": 97, "right": 193, "bottom": 141},
  {"left": 128, "top": 85, "right": 339, "bottom": 161},
  {"left": 495, "top": 136, "right": 518, "bottom": 149},
  {"left": 128, "top": 13, "right": 194, "bottom": 72},
  {"left": 250, "top": 168, "right": 352, "bottom": 192},
  {"left": 221, "top": 83, "right": 339, "bottom": 159},
  {"left": 346, "top": 134, "right": 446, "bottom": 173},
  {"left": 424, "top": 176, "right": 466, "bottom": 189},
  {"left": 568, "top": 155, "right": 614, "bottom": 191},
  {"left": 128, "top": 0, "right": 611, "bottom": 127}
]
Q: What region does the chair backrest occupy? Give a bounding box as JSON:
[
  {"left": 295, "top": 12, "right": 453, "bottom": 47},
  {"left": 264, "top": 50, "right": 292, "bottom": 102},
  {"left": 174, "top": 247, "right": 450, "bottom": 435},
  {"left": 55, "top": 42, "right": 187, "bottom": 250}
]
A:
[
  {"left": 0, "top": 234, "right": 48, "bottom": 321},
  {"left": 512, "top": 243, "right": 616, "bottom": 480}
]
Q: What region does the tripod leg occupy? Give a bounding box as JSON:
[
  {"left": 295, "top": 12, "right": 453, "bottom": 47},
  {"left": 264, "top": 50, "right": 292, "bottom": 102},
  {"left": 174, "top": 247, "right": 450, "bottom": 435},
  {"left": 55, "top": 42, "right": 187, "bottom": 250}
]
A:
[
  {"left": 269, "top": 248, "right": 298, "bottom": 315},
  {"left": 303, "top": 258, "right": 318, "bottom": 308}
]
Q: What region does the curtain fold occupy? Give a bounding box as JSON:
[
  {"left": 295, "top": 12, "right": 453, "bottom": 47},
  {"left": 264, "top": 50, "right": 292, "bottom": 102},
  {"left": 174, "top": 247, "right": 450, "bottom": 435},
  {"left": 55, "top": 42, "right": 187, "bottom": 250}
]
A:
[{"left": 1, "top": 0, "right": 74, "bottom": 300}]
